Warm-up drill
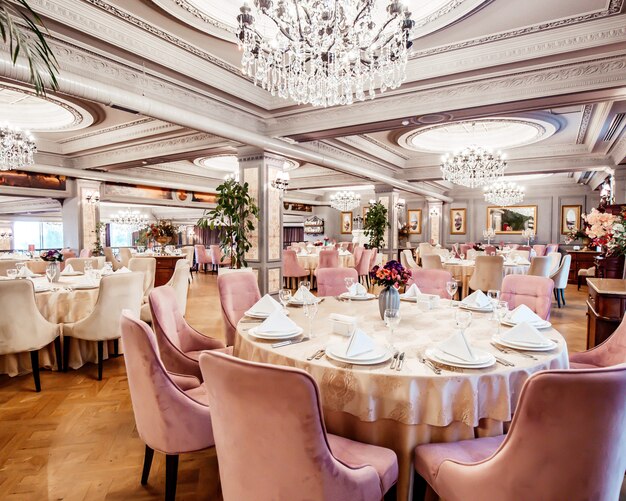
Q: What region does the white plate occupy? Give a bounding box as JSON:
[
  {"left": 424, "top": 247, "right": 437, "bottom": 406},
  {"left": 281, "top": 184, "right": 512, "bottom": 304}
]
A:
[
  {"left": 34, "top": 285, "right": 52, "bottom": 293},
  {"left": 70, "top": 283, "right": 100, "bottom": 290},
  {"left": 459, "top": 303, "right": 493, "bottom": 312},
  {"left": 248, "top": 326, "right": 303, "bottom": 340},
  {"left": 400, "top": 294, "right": 439, "bottom": 303},
  {"left": 61, "top": 271, "right": 84, "bottom": 277},
  {"left": 244, "top": 309, "right": 288, "bottom": 319},
  {"left": 501, "top": 319, "right": 552, "bottom": 329},
  {"left": 288, "top": 297, "right": 322, "bottom": 305},
  {"left": 425, "top": 348, "right": 496, "bottom": 369},
  {"left": 492, "top": 335, "right": 556, "bottom": 351},
  {"left": 325, "top": 343, "right": 392, "bottom": 365},
  {"left": 339, "top": 292, "right": 376, "bottom": 301}
]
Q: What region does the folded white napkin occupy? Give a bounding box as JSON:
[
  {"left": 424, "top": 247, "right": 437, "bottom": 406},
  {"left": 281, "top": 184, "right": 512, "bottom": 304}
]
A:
[
  {"left": 507, "top": 304, "right": 542, "bottom": 324},
  {"left": 462, "top": 290, "right": 491, "bottom": 308},
  {"left": 403, "top": 283, "right": 421, "bottom": 297},
  {"left": 345, "top": 329, "right": 375, "bottom": 357},
  {"left": 249, "top": 294, "right": 282, "bottom": 315},
  {"left": 17, "top": 267, "right": 35, "bottom": 278},
  {"left": 115, "top": 266, "right": 131, "bottom": 274},
  {"left": 256, "top": 309, "right": 299, "bottom": 334},
  {"left": 437, "top": 330, "right": 476, "bottom": 361},
  {"left": 446, "top": 257, "right": 461, "bottom": 264},
  {"left": 348, "top": 282, "right": 367, "bottom": 297},
  {"left": 61, "top": 264, "right": 75, "bottom": 275},
  {"left": 330, "top": 313, "right": 357, "bottom": 336},
  {"left": 294, "top": 286, "right": 316, "bottom": 303},
  {"left": 501, "top": 321, "right": 547, "bottom": 345}
]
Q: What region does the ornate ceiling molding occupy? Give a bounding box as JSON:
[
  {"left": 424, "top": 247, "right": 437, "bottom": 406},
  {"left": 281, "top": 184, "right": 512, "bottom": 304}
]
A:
[
  {"left": 357, "top": 135, "right": 411, "bottom": 161},
  {"left": 57, "top": 118, "right": 155, "bottom": 144},
  {"left": 576, "top": 105, "right": 594, "bottom": 144}
]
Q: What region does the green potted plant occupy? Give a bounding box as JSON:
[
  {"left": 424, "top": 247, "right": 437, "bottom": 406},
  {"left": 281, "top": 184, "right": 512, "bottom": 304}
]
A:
[
  {"left": 364, "top": 201, "right": 390, "bottom": 250},
  {"left": 92, "top": 222, "right": 105, "bottom": 256},
  {"left": 196, "top": 177, "right": 259, "bottom": 269}
]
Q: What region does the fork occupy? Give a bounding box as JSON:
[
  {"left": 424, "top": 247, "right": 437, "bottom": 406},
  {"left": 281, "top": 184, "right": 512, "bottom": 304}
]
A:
[
  {"left": 389, "top": 351, "right": 399, "bottom": 370},
  {"left": 307, "top": 349, "right": 324, "bottom": 361},
  {"left": 490, "top": 342, "right": 538, "bottom": 360},
  {"left": 419, "top": 356, "right": 442, "bottom": 374},
  {"left": 494, "top": 355, "right": 515, "bottom": 367},
  {"left": 396, "top": 352, "right": 405, "bottom": 371}
]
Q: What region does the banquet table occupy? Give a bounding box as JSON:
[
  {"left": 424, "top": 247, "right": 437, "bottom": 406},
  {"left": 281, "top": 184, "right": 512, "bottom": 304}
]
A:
[
  {"left": 296, "top": 252, "right": 356, "bottom": 273},
  {"left": 235, "top": 298, "right": 568, "bottom": 500},
  {"left": 0, "top": 275, "right": 107, "bottom": 377},
  {"left": 443, "top": 260, "right": 530, "bottom": 298}
]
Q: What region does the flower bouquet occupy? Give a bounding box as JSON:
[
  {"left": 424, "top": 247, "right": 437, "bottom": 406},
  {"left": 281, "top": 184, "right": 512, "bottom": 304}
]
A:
[
  {"left": 582, "top": 208, "right": 618, "bottom": 250},
  {"left": 40, "top": 249, "right": 63, "bottom": 262},
  {"left": 313, "top": 240, "right": 324, "bottom": 247},
  {"left": 370, "top": 260, "right": 412, "bottom": 289},
  {"left": 145, "top": 220, "right": 178, "bottom": 245}
]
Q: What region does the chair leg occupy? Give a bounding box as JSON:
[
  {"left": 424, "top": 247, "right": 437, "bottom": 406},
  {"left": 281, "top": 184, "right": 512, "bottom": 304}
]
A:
[
  {"left": 113, "top": 339, "right": 119, "bottom": 357},
  {"left": 140, "top": 445, "right": 154, "bottom": 485},
  {"left": 560, "top": 288, "right": 566, "bottom": 306},
  {"left": 63, "top": 336, "right": 70, "bottom": 372},
  {"left": 53, "top": 336, "right": 62, "bottom": 372},
  {"left": 165, "top": 454, "right": 179, "bottom": 501},
  {"left": 556, "top": 290, "right": 561, "bottom": 308},
  {"left": 30, "top": 350, "right": 41, "bottom": 392},
  {"left": 577, "top": 275, "right": 581, "bottom": 290},
  {"left": 97, "top": 340, "right": 104, "bottom": 381}
]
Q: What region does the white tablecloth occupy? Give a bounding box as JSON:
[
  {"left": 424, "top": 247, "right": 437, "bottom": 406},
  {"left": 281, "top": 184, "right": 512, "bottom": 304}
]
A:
[{"left": 296, "top": 253, "right": 355, "bottom": 272}]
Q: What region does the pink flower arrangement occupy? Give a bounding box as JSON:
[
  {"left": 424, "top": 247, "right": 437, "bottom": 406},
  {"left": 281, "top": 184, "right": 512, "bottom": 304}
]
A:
[
  {"left": 369, "top": 260, "right": 412, "bottom": 289},
  {"left": 583, "top": 208, "right": 618, "bottom": 248}
]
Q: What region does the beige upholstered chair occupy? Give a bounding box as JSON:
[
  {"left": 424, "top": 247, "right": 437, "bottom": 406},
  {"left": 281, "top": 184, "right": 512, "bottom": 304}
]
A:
[
  {"left": 0, "top": 259, "right": 22, "bottom": 276},
  {"left": 418, "top": 243, "right": 434, "bottom": 262},
  {"left": 550, "top": 254, "right": 571, "bottom": 308},
  {"left": 468, "top": 255, "right": 504, "bottom": 292},
  {"left": 119, "top": 248, "right": 133, "bottom": 267},
  {"left": 25, "top": 260, "right": 48, "bottom": 274},
  {"left": 64, "top": 257, "right": 105, "bottom": 273},
  {"left": 180, "top": 246, "right": 195, "bottom": 274},
  {"left": 165, "top": 259, "right": 191, "bottom": 315},
  {"left": 0, "top": 280, "right": 61, "bottom": 391},
  {"left": 527, "top": 256, "right": 551, "bottom": 277},
  {"left": 103, "top": 247, "right": 123, "bottom": 271},
  {"left": 401, "top": 249, "right": 418, "bottom": 269},
  {"left": 578, "top": 266, "right": 596, "bottom": 290},
  {"left": 63, "top": 272, "right": 144, "bottom": 380},
  {"left": 421, "top": 254, "right": 443, "bottom": 270},
  {"left": 546, "top": 252, "right": 562, "bottom": 276},
  {"left": 129, "top": 257, "right": 157, "bottom": 300}
]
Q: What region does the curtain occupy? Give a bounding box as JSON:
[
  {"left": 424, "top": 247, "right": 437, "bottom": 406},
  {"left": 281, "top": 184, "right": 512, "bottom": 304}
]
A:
[
  {"left": 194, "top": 227, "right": 221, "bottom": 246},
  {"left": 283, "top": 227, "right": 304, "bottom": 247}
]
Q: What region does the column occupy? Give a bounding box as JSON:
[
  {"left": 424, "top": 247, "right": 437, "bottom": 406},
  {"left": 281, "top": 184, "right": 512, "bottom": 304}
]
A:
[
  {"left": 374, "top": 185, "right": 400, "bottom": 262},
  {"left": 62, "top": 179, "right": 101, "bottom": 253},
  {"left": 613, "top": 168, "right": 626, "bottom": 205},
  {"left": 238, "top": 147, "right": 284, "bottom": 295},
  {"left": 427, "top": 199, "right": 443, "bottom": 245}
]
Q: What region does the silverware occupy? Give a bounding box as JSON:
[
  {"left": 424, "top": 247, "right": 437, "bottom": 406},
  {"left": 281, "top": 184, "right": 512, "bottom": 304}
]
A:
[
  {"left": 272, "top": 337, "right": 310, "bottom": 348},
  {"left": 494, "top": 355, "right": 514, "bottom": 367},
  {"left": 490, "top": 342, "right": 538, "bottom": 360},
  {"left": 307, "top": 349, "right": 324, "bottom": 361},
  {"left": 419, "top": 356, "right": 442, "bottom": 375},
  {"left": 396, "top": 352, "right": 405, "bottom": 371},
  {"left": 389, "top": 352, "right": 399, "bottom": 370},
  {"left": 314, "top": 349, "right": 326, "bottom": 360}
]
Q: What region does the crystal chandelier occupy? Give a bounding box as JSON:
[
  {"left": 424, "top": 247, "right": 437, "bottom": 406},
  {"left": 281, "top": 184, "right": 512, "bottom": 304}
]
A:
[
  {"left": 0, "top": 124, "right": 36, "bottom": 171},
  {"left": 483, "top": 181, "right": 524, "bottom": 207},
  {"left": 237, "top": 1, "right": 415, "bottom": 107},
  {"left": 111, "top": 210, "right": 149, "bottom": 230},
  {"left": 330, "top": 191, "right": 361, "bottom": 211},
  {"left": 441, "top": 145, "right": 506, "bottom": 188},
  {"left": 271, "top": 170, "right": 290, "bottom": 193}
]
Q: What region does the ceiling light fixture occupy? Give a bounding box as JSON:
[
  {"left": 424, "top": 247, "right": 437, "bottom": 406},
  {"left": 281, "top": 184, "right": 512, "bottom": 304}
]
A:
[
  {"left": 237, "top": 0, "right": 415, "bottom": 107},
  {"left": 0, "top": 229, "right": 12, "bottom": 241},
  {"left": 330, "top": 191, "right": 361, "bottom": 211},
  {"left": 85, "top": 191, "right": 100, "bottom": 205},
  {"left": 0, "top": 123, "right": 36, "bottom": 171},
  {"left": 110, "top": 210, "right": 149, "bottom": 230},
  {"left": 483, "top": 181, "right": 524, "bottom": 207},
  {"left": 271, "top": 170, "right": 290, "bottom": 193}
]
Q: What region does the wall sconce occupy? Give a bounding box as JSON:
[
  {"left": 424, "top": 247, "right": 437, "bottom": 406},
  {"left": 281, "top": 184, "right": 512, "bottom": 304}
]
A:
[
  {"left": 395, "top": 198, "right": 406, "bottom": 210},
  {"left": 429, "top": 207, "right": 440, "bottom": 217},
  {"left": 85, "top": 191, "right": 100, "bottom": 205},
  {"left": 271, "top": 170, "right": 290, "bottom": 193}
]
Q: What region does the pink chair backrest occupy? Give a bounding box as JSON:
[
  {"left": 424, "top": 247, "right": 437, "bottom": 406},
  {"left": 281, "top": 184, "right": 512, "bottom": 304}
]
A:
[
  {"left": 79, "top": 248, "right": 92, "bottom": 258},
  {"left": 545, "top": 243, "right": 559, "bottom": 254},
  {"left": 356, "top": 249, "right": 374, "bottom": 275},
  {"left": 61, "top": 248, "right": 76, "bottom": 260},
  {"left": 316, "top": 268, "right": 358, "bottom": 297},
  {"left": 484, "top": 245, "right": 496, "bottom": 256},
  {"left": 501, "top": 274, "right": 554, "bottom": 320},
  {"left": 318, "top": 249, "right": 339, "bottom": 269},
  {"left": 149, "top": 285, "right": 186, "bottom": 353},
  {"left": 570, "top": 315, "right": 626, "bottom": 368},
  {"left": 347, "top": 243, "right": 354, "bottom": 253},
  {"left": 194, "top": 244, "right": 210, "bottom": 264},
  {"left": 198, "top": 351, "right": 386, "bottom": 501},
  {"left": 282, "top": 249, "right": 307, "bottom": 277},
  {"left": 368, "top": 249, "right": 378, "bottom": 269},
  {"left": 120, "top": 312, "right": 214, "bottom": 453},
  {"left": 353, "top": 246, "right": 364, "bottom": 267},
  {"left": 532, "top": 244, "right": 546, "bottom": 257},
  {"left": 217, "top": 273, "right": 261, "bottom": 346},
  {"left": 459, "top": 244, "right": 472, "bottom": 256},
  {"left": 517, "top": 245, "right": 531, "bottom": 252},
  {"left": 407, "top": 268, "right": 454, "bottom": 299},
  {"left": 210, "top": 245, "right": 223, "bottom": 264}
]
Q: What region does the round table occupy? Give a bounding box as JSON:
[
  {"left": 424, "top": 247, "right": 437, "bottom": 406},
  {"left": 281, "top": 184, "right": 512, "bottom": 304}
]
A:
[
  {"left": 296, "top": 253, "right": 355, "bottom": 273},
  {"left": 235, "top": 298, "right": 568, "bottom": 501},
  {"left": 443, "top": 260, "right": 530, "bottom": 298}
]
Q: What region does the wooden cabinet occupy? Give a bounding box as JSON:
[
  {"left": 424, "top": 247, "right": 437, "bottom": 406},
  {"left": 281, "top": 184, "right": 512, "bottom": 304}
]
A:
[
  {"left": 567, "top": 250, "right": 601, "bottom": 284},
  {"left": 586, "top": 278, "right": 626, "bottom": 349},
  {"left": 594, "top": 255, "right": 625, "bottom": 279},
  {"left": 153, "top": 255, "right": 185, "bottom": 287}
]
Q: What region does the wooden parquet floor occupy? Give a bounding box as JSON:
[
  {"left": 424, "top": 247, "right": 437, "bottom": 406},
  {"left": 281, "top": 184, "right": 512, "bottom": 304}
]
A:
[{"left": 0, "top": 274, "right": 615, "bottom": 500}]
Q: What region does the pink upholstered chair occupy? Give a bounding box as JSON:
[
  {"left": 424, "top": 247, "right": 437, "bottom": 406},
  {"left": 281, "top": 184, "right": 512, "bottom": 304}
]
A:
[
  {"left": 408, "top": 268, "right": 455, "bottom": 299},
  {"left": 347, "top": 242, "right": 354, "bottom": 253},
  {"left": 352, "top": 245, "right": 364, "bottom": 270},
  {"left": 317, "top": 249, "right": 339, "bottom": 271},
  {"left": 316, "top": 267, "right": 358, "bottom": 297},
  {"left": 532, "top": 244, "right": 546, "bottom": 257},
  {"left": 120, "top": 311, "right": 215, "bottom": 501},
  {"left": 356, "top": 249, "right": 375, "bottom": 287},
  {"left": 517, "top": 245, "right": 532, "bottom": 252},
  {"left": 194, "top": 245, "right": 211, "bottom": 273},
  {"left": 569, "top": 315, "right": 626, "bottom": 369},
  {"left": 545, "top": 243, "right": 559, "bottom": 254},
  {"left": 459, "top": 244, "right": 472, "bottom": 257},
  {"left": 413, "top": 366, "right": 626, "bottom": 501},
  {"left": 79, "top": 248, "right": 92, "bottom": 258},
  {"left": 217, "top": 272, "right": 261, "bottom": 346},
  {"left": 210, "top": 244, "right": 229, "bottom": 272},
  {"left": 198, "top": 351, "right": 398, "bottom": 501},
  {"left": 483, "top": 245, "right": 496, "bottom": 256},
  {"left": 60, "top": 248, "right": 76, "bottom": 261},
  {"left": 282, "top": 249, "right": 309, "bottom": 289},
  {"left": 500, "top": 274, "right": 554, "bottom": 320},
  {"left": 149, "top": 285, "right": 226, "bottom": 380}
]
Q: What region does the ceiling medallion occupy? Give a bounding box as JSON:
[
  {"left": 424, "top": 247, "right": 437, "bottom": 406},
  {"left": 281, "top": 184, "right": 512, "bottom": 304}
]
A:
[
  {"left": 236, "top": 1, "right": 415, "bottom": 107},
  {"left": 441, "top": 144, "right": 506, "bottom": 188},
  {"left": 483, "top": 181, "right": 524, "bottom": 207},
  {"left": 330, "top": 191, "right": 361, "bottom": 211},
  {"left": 0, "top": 124, "right": 36, "bottom": 171}
]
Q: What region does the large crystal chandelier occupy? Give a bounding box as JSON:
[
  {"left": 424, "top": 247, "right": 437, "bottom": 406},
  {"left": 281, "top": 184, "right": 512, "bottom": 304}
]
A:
[
  {"left": 441, "top": 145, "right": 506, "bottom": 188},
  {"left": 330, "top": 191, "right": 361, "bottom": 211},
  {"left": 0, "top": 124, "right": 36, "bottom": 171},
  {"left": 483, "top": 181, "right": 524, "bottom": 206},
  {"left": 111, "top": 210, "right": 149, "bottom": 230},
  {"left": 237, "top": 1, "right": 415, "bottom": 107}
]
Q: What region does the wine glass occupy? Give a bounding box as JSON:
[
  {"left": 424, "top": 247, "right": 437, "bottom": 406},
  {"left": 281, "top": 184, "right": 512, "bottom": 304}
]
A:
[
  {"left": 84, "top": 261, "right": 93, "bottom": 273},
  {"left": 45, "top": 263, "right": 56, "bottom": 283},
  {"left": 446, "top": 280, "right": 458, "bottom": 307},
  {"left": 15, "top": 262, "right": 25, "bottom": 274},
  {"left": 384, "top": 308, "right": 401, "bottom": 351},
  {"left": 494, "top": 300, "right": 509, "bottom": 335},
  {"left": 104, "top": 262, "right": 113, "bottom": 274},
  {"left": 487, "top": 289, "right": 500, "bottom": 318},
  {"left": 455, "top": 309, "right": 473, "bottom": 336},
  {"left": 459, "top": 253, "right": 465, "bottom": 261},
  {"left": 344, "top": 276, "right": 354, "bottom": 303},
  {"left": 278, "top": 288, "right": 292, "bottom": 313},
  {"left": 303, "top": 299, "right": 319, "bottom": 338},
  {"left": 6, "top": 268, "right": 17, "bottom": 280},
  {"left": 299, "top": 280, "right": 310, "bottom": 291}
]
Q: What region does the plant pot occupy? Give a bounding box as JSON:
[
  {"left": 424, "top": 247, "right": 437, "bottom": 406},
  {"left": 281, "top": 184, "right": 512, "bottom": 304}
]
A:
[
  {"left": 378, "top": 285, "right": 400, "bottom": 320},
  {"left": 156, "top": 236, "right": 172, "bottom": 245},
  {"left": 46, "top": 261, "right": 61, "bottom": 283},
  {"left": 581, "top": 237, "right": 591, "bottom": 250}
]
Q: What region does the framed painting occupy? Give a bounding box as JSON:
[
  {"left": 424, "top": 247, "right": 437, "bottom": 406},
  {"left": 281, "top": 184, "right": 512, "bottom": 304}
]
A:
[
  {"left": 362, "top": 205, "right": 370, "bottom": 219},
  {"left": 561, "top": 205, "right": 582, "bottom": 234},
  {"left": 487, "top": 205, "right": 537, "bottom": 234},
  {"left": 340, "top": 211, "right": 353, "bottom": 234},
  {"left": 450, "top": 208, "right": 467, "bottom": 235},
  {"left": 408, "top": 209, "right": 422, "bottom": 234}
]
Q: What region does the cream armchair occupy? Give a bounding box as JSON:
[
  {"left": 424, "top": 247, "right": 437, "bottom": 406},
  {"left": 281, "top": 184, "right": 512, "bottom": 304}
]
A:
[
  {"left": 64, "top": 257, "right": 106, "bottom": 272},
  {"left": 103, "top": 247, "right": 123, "bottom": 271},
  {"left": 119, "top": 248, "right": 133, "bottom": 267},
  {"left": 129, "top": 257, "right": 156, "bottom": 301},
  {"left": 0, "top": 280, "right": 61, "bottom": 391},
  {"left": 63, "top": 272, "right": 143, "bottom": 380},
  {"left": 165, "top": 259, "right": 191, "bottom": 315}
]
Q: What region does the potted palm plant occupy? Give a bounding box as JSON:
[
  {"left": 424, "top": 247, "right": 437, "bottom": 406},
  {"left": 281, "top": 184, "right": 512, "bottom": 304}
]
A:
[
  {"left": 196, "top": 177, "right": 259, "bottom": 269},
  {"left": 363, "top": 201, "right": 390, "bottom": 249}
]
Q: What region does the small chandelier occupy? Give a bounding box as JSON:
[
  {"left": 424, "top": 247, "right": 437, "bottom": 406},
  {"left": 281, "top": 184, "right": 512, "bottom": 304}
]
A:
[
  {"left": 0, "top": 124, "right": 36, "bottom": 171},
  {"left": 237, "top": 1, "right": 415, "bottom": 107},
  {"left": 0, "top": 229, "right": 12, "bottom": 241},
  {"left": 271, "top": 170, "right": 290, "bottom": 193},
  {"left": 330, "top": 191, "right": 361, "bottom": 211},
  {"left": 85, "top": 191, "right": 100, "bottom": 205},
  {"left": 483, "top": 181, "right": 524, "bottom": 206},
  {"left": 111, "top": 210, "right": 149, "bottom": 230}
]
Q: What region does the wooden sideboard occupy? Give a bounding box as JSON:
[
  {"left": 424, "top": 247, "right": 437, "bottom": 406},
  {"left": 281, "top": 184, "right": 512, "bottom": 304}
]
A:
[
  {"left": 586, "top": 278, "right": 626, "bottom": 349},
  {"left": 153, "top": 255, "right": 185, "bottom": 286},
  {"left": 594, "top": 255, "right": 625, "bottom": 279},
  {"left": 567, "top": 250, "right": 601, "bottom": 284}
]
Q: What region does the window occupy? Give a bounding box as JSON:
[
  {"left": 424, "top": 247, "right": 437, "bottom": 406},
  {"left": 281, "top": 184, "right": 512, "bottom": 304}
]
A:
[
  {"left": 109, "top": 223, "right": 134, "bottom": 247},
  {"left": 12, "top": 222, "right": 63, "bottom": 250}
]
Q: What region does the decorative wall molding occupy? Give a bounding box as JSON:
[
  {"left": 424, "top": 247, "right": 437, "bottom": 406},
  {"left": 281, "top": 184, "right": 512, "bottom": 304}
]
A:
[
  {"left": 576, "top": 104, "right": 595, "bottom": 144},
  {"left": 357, "top": 135, "right": 411, "bottom": 161},
  {"left": 57, "top": 118, "right": 155, "bottom": 144}
]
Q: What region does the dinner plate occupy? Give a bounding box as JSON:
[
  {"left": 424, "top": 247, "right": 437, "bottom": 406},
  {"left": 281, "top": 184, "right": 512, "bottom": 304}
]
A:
[
  {"left": 288, "top": 297, "right": 322, "bottom": 305},
  {"left": 325, "top": 342, "right": 392, "bottom": 365},
  {"left": 459, "top": 303, "right": 493, "bottom": 312},
  {"left": 492, "top": 334, "right": 556, "bottom": 351},
  {"left": 70, "top": 283, "right": 100, "bottom": 290},
  {"left": 34, "top": 285, "right": 52, "bottom": 293},
  {"left": 61, "top": 271, "right": 84, "bottom": 277},
  {"left": 244, "top": 308, "right": 288, "bottom": 319},
  {"left": 339, "top": 292, "right": 376, "bottom": 301},
  {"left": 400, "top": 294, "right": 439, "bottom": 303},
  {"left": 425, "top": 347, "right": 496, "bottom": 369},
  {"left": 248, "top": 326, "right": 303, "bottom": 340},
  {"left": 501, "top": 318, "right": 552, "bottom": 329}
]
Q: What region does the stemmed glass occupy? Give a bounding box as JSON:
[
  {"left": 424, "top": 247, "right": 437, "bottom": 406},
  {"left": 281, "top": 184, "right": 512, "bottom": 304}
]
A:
[
  {"left": 384, "top": 308, "right": 401, "bottom": 351},
  {"left": 459, "top": 253, "right": 465, "bottom": 261},
  {"left": 344, "top": 276, "right": 354, "bottom": 303},
  {"left": 299, "top": 280, "right": 310, "bottom": 291},
  {"left": 303, "top": 299, "right": 318, "bottom": 338},
  {"left": 84, "top": 261, "right": 93, "bottom": 273},
  {"left": 487, "top": 289, "right": 500, "bottom": 319},
  {"left": 45, "top": 263, "right": 56, "bottom": 283},
  {"left": 278, "top": 288, "right": 292, "bottom": 313},
  {"left": 494, "top": 300, "right": 509, "bottom": 335},
  {"left": 15, "top": 262, "right": 25, "bottom": 274},
  {"left": 446, "top": 280, "right": 458, "bottom": 307},
  {"left": 6, "top": 268, "right": 17, "bottom": 280},
  {"left": 455, "top": 309, "right": 473, "bottom": 336}
]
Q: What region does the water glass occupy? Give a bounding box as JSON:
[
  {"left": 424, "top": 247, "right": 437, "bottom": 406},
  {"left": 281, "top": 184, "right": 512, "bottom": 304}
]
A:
[
  {"left": 45, "top": 263, "right": 56, "bottom": 283},
  {"left": 459, "top": 253, "right": 465, "bottom": 261},
  {"left": 495, "top": 300, "right": 509, "bottom": 335},
  {"left": 299, "top": 280, "right": 311, "bottom": 291},
  {"left": 384, "top": 308, "right": 401, "bottom": 350},
  {"left": 455, "top": 309, "right": 473, "bottom": 335},
  {"left": 104, "top": 262, "right": 113, "bottom": 274},
  {"left": 278, "top": 288, "right": 292, "bottom": 312},
  {"left": 446, "top": 280, "right": 458, "bottom": 306},
  {"left": 15, "top": 262, "right": 25, "bottom": 273},
  {"left": 417, "top": 296, "right": 431, "bottom": 313},
  {"left": 303, "top": 300, "right": 319, "bottom": 338},
  {"left": 487, "top": 289, "right": 500, "bottom": 318},
  {"left": 6, "top": 268, "right": 17, "bottom": 280},
  {"left": 344, "top": 276, "right": 354, "bottom": 302},
  {"left": 84, "top": 261, "right": 93, "bottom": 273}
]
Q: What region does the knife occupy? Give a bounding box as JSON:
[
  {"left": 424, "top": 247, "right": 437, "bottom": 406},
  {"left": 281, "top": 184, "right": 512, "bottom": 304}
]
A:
[
  {"left": 272, "top": 337, "right": 310, "bottom": 348},
  {"left": 396, "top": 352, "right": 405, "bottom": 371}
]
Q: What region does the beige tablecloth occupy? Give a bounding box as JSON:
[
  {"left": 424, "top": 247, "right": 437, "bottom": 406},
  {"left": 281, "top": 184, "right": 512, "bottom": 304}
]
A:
[
  {"left": 296, "top": 253, "right": 355, "bottom": 272},
  {"left": 443, "top": 261, "right": 530, "bottom": 297},
  {"left": 235, "top": 298, "right": 568, "bottom": 500}
]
